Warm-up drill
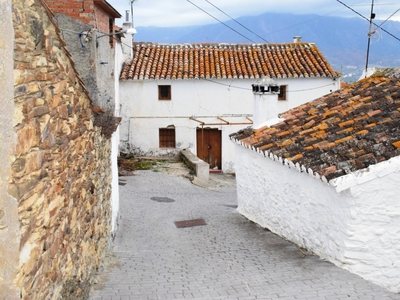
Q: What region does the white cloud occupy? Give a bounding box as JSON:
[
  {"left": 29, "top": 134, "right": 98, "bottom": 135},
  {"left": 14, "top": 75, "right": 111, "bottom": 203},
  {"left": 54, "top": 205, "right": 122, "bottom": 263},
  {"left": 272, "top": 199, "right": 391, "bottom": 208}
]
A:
[{"left": 107, "top": 0, "right": 400, "bottom": 27}]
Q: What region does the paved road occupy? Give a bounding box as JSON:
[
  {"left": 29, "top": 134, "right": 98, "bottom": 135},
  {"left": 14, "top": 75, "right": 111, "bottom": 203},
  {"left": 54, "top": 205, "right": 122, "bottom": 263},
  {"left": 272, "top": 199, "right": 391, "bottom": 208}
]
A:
[{"left": 90, "top": 171, "right": 400, "bottom": 300}]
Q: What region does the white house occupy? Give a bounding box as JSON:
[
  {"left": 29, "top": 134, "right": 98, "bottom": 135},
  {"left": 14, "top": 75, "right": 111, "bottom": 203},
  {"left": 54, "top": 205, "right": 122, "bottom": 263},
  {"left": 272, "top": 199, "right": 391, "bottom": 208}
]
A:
[
  {"left": 231, "top": 73, "right": 400, "bottom": 292},
  {"left": 119, "top": 41, "right": 340, "bottom": 172}
]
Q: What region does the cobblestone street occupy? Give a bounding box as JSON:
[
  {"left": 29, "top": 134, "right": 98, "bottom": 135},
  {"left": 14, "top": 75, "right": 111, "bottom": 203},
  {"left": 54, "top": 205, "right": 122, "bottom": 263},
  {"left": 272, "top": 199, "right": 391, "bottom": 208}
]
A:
[{"left": 90, "top": 170, "right": 400, "bottom": 300}]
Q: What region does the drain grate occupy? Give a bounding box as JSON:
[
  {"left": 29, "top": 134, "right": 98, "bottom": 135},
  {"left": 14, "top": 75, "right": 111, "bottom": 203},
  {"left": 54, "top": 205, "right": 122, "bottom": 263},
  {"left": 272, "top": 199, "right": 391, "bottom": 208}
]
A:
[
  {"left": 174, "top": 218, "right": 207, "bottom": 228},
  {"left": 119, "top": 182, "right": 127, "bottom": 186},
  {"left": 150, "top": 196, "right": 175, "bottom": 203}
]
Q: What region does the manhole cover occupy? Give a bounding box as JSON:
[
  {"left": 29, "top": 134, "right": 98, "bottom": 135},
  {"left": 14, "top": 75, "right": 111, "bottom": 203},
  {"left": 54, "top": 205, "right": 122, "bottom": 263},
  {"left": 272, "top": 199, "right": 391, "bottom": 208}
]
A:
[
  {"left": 223, "top": 204, "right": 238, "bottom": 209},
  {"left": 174, "top": 218, "right": 207, "bottom": 228},
  {"left": 150, "top": 197, "right": 175, "bottom": 203}
]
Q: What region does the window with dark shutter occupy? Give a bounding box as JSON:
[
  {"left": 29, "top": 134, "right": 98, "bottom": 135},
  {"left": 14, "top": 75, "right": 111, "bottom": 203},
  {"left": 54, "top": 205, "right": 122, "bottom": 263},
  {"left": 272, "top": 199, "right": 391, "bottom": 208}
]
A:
[
  {"left": 109, "top": 18, "right": 114, "bottom": 48},
  {"left": 159, "top": 128, "right": 176, "bottom": 148},
  {"left": 278, "top": 85, "right": 287, "bottom": 101},
  {"left": 158, "top": 85, "right": 171, "bottom": 100}
]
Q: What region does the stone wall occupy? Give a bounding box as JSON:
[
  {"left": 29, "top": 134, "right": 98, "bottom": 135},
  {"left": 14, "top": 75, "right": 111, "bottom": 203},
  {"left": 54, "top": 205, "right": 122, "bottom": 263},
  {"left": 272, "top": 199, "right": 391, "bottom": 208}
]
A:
[{"left": 6, "top": 0, "right": 113, "bottom": 298}]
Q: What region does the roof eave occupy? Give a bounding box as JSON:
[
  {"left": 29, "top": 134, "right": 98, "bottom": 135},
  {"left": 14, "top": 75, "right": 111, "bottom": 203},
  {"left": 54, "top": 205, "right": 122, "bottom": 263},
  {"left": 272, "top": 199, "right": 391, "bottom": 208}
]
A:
[{"left": 94, "top": 0, "right": 122, "bottom": 18}]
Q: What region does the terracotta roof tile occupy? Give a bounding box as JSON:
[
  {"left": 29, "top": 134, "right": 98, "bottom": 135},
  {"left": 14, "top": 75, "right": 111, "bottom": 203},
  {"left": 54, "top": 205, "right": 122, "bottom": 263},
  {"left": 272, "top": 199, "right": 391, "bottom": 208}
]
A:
[
  {"left": 120, "top": 42, "right": 339, "bottom": 80},
  {"left": 231, "top": 75, "right": 400, "bottom": 181}
]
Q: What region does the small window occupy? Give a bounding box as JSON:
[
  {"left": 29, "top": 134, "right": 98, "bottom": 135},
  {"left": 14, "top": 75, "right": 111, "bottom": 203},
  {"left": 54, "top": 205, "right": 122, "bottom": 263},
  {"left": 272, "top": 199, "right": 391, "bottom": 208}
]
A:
[
  {"left": 109, "top": 18, "right": 114, "bottom": 48},
  {"left": 278, "top": 85, "right": 287, "bottom": 101},
  {"left": 158, "top": 85, "right": 171, "bottom": 100},
  {"left": 159, "top": 127, "right": 176, "bottom": 148}
]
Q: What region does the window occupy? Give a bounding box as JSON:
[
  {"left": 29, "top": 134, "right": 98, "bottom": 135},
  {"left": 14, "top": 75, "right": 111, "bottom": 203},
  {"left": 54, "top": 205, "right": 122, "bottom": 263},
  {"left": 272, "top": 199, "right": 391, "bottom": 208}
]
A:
[
  {"left": 159, "top": 127, "right": 176, "bottom": 148},
  {"left": 278, "top": 85, "right": 287, "bottom": 101},
  {"left": 109, "top": 18, "right": 114, "bottom": 48},
  {"left": 158, "top": 85, "right": 171, "bottom": 100}
]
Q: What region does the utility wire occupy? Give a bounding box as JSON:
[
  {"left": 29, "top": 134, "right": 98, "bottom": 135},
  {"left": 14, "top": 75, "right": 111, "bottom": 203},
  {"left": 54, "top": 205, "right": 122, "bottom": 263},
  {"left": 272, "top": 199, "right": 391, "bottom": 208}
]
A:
[
  {"left": 184, "top": 0, "right": 256, "bottom": 43},
  {"left": 336, "top": 0, "right": 400, "bottom": 42},
  {"left": 201, "top": 0, "right": 269, "bottom": 43},
  {"left": 60, "top": 29, "right": 337, "bottom": 94},
  {"left": 203, "top": 78, "right": 337, "bottom": 93},
  {"left": 379, "top": 7, "right": 400, "bottom": 27}
]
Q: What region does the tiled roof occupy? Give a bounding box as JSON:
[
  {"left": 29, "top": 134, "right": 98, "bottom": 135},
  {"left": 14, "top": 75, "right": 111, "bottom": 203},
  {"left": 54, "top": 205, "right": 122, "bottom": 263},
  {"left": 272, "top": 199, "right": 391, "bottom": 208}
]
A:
[
  {"left": 231, "top": 75, "right": 400, "bottom": 181},
  {"left": 120, "top": 42, "right": 339, "bottom": 80}
]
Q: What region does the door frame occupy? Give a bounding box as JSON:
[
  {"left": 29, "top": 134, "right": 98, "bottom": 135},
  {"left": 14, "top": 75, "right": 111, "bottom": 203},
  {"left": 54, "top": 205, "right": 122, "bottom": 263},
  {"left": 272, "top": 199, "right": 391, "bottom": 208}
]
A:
[{"left": 196, "top": 127, "right": 222, "bottom": 170}]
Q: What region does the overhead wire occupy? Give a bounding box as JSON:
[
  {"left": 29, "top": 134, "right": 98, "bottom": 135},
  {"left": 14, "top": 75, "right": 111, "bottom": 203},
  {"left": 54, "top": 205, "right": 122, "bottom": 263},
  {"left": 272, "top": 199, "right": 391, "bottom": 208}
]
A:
[
  {"left": 184, "top": 0, "right": 257, "bottom": 43},
  {"left": 378, "top": 7, "right": 400, "bottom": 27},
  {"left": 201, "top": 0, "right": 269, "bottom": 43},
  {"left": 60, "top": 30, "right": 338, "bottom": 94},
  {"left": 335, "top": 0, "right": 400, "bottom": 42},
  {"left": 203, "top": 78, "right": 337, "bottom": 93}
]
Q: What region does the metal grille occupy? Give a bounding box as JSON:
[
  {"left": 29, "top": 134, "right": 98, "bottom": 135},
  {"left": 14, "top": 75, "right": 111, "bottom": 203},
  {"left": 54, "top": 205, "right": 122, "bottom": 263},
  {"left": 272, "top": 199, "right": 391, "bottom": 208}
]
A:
[{"left": 174, "top": 218, "right": 207, "bottom": 228}]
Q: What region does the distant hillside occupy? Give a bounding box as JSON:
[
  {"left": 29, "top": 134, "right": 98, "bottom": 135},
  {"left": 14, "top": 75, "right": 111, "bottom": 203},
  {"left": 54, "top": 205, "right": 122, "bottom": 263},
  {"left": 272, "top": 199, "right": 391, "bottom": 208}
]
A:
[{"left": 135, "top": 12, "right": 400, "bottom": 81}]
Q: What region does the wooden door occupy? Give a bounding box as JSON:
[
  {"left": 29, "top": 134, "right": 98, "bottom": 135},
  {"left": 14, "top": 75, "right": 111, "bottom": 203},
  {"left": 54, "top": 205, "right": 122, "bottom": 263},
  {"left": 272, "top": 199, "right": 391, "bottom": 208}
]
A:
[{"left": 196, "top": 128, "right": 222, "bottom": 170}]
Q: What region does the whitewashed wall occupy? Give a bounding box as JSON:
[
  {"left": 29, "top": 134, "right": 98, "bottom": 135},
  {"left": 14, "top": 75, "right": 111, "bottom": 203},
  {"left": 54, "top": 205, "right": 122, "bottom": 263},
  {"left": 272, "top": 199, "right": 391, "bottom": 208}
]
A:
[
  {"left": 233, "top": 143, "right": 400, "bottom": 292},
  {"left": 120, "top": 77, "right": 339, "bottom": 172},
  {"left": 110, "top": 41, "right": 124, "bottom": 234}
]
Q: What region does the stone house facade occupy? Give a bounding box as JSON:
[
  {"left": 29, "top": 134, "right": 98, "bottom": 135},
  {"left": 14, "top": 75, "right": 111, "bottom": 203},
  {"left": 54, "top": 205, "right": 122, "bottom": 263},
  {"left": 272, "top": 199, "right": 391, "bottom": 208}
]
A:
[
  {"left": 231, "top": 74, "right": 400, "bottom": 292},
  {"left": 0, "top": 0, "right": 119, "bottom": 298},
  {"left": 119, "top": 42, "right": 340, "bottom": 172}
]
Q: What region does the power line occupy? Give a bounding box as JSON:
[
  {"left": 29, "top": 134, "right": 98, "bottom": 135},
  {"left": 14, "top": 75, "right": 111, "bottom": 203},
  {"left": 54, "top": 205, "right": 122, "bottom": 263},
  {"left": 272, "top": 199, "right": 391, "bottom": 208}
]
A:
[
  {"left": 201, "top": 0, "right": 269, "bottom": 43},
  {"left": 184, "top": 0, "right": 256, "bottom": 43},
  {"left": 379, "top": 7, "right": 400, "bottom": 27},
  {"left": 203, "top": 78, "right": 337, "bottom": 93},
  {"left": 336, "top": 0, "right": 400, "bottom": 43}
]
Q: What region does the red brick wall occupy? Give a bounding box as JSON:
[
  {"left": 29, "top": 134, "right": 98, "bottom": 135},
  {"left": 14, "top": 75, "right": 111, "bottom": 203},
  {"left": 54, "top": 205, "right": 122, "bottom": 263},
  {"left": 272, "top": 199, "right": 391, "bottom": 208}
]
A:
[
  {"left": 44, "top": 0, "right": 96, "bottom": 26},
  {"left": 95, "top": 5, "right": 111, "bottom": 34}
]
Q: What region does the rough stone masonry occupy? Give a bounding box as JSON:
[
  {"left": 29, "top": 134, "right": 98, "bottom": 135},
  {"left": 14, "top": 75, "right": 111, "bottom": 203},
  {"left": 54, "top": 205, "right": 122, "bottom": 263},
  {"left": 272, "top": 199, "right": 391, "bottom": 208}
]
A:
[{"left": 0, "top": 0, "right": 115, "bottom": 298}]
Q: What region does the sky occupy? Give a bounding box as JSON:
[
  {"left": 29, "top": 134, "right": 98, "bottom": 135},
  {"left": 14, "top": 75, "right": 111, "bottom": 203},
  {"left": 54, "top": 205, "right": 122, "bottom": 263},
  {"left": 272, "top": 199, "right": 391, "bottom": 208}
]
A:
[{"left": 107, "top": 0, "right": 400, "bottom": 27}]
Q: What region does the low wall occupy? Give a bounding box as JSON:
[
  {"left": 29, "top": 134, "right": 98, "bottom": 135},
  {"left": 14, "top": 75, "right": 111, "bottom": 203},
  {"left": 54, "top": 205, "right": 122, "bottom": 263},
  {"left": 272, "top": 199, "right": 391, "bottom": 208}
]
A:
[
  {"left": 181, "top": 149, "right": 209, "bottom": 182},
  {"left": 234, "top": 144, "right": 400, "bottom": 293}
]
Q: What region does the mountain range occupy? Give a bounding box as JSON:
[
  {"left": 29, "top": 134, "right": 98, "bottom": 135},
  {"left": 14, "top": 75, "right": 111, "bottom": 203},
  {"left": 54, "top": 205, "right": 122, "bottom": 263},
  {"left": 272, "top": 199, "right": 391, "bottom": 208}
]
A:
[{"left": 135, "top": 12, "right": 400, "bottom": 81}]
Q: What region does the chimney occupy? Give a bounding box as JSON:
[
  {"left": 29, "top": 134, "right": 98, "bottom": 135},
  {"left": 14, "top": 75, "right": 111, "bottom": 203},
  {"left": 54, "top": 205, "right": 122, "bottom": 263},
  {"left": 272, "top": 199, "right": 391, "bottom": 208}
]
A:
[
  {"left": 252, "top": 78, "right": 280, "bottom": 129},
  {"left": 121, "top": 10, "right": 134, "bottom": 59},
  {"left": 123, "top": 10, "right": 133, "bottom": 30},
  {"left": 293, "top": 36, "right": 302, "bottom": 43}
]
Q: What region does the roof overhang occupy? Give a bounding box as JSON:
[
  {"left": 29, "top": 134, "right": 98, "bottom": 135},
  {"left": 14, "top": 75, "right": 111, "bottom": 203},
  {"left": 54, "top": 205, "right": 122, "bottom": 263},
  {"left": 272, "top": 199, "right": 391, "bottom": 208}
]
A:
[
  {"left": 94, "top": 0, "right": 122, "bottom": 18},
  {"left": 190, "top": 116, "right": 253, "bottom": 126}
]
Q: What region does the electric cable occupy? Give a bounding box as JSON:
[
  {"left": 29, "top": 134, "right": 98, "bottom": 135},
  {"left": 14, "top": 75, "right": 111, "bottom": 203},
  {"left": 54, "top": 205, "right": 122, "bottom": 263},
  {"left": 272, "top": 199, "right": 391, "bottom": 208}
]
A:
[
  {"left": 184, "top": 0, "right": 257, "bottom": 43},
  {"left": 201, "top": 0, "right": 269, "bottom": 43},
  {"left": 336, "top": 0, "right": 400, "bottom": 42},
  {"left": 378, "top": 7, "right": 400, "bottom": 28},
  {"left": 59, "top": 29, "right": 338, "bottom": 94}
]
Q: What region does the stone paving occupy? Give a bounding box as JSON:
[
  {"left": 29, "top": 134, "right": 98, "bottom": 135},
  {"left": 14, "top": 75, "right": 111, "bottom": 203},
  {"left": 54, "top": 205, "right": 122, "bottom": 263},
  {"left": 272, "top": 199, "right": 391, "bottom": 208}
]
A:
[{"left": 90, "top": 170, "right": 400, "bottom": 300}]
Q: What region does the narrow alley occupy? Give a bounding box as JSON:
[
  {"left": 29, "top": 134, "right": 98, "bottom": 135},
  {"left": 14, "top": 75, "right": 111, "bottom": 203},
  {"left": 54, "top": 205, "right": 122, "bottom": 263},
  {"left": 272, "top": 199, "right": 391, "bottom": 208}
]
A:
[{"left": 90, "top": 170, "right": 399, "bottom": 300}]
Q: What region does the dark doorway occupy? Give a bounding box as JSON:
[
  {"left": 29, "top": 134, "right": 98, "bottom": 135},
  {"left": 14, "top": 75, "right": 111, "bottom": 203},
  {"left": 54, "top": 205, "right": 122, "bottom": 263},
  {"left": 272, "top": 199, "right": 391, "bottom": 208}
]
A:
[{"left": 196, "top": 128, "right": 222, "bottom": 170}]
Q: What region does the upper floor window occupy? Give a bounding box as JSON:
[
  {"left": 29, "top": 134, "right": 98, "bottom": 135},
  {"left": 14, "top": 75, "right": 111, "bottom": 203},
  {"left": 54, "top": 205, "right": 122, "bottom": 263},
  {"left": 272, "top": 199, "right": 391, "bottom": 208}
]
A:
[
  {"left": 158, "top": 85, "right": 171, "bottom": 100},
  {"left": 278, "top": 85, "right": 287, "bottom": 101},
  {"left": 109, "top": 18, "right": 114, "bottom": 48}
]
